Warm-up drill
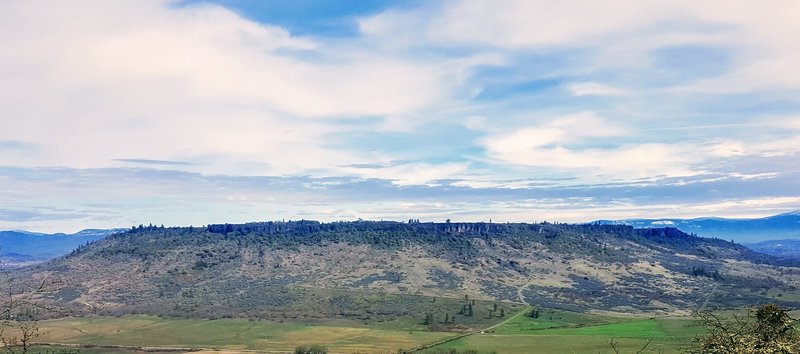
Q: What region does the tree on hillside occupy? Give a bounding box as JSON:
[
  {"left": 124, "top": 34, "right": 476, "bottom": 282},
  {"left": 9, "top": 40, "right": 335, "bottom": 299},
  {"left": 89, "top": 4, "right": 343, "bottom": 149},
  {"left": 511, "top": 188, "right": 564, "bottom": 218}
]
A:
[
  {"left": 294, "top": 344, "right": 327, "bottom": 354},
  {"left": 528, "top": 308, "right": 540, "bottom": 318},
  {"left": 1, "top": 259, "right": 62, "bottom": 354},
  {"left": 688, "top": 303, "right": 799, "bottom": 353}
]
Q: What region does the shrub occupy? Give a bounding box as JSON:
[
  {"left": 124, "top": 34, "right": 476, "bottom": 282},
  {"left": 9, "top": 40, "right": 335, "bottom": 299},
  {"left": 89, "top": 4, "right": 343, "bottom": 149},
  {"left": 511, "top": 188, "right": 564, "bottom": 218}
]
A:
[
  {"left": 294, "top": 344, "right": 328, "bottom": 354},
  {"left": 688, "top": 303, "right": 799, "bottom": 353}
]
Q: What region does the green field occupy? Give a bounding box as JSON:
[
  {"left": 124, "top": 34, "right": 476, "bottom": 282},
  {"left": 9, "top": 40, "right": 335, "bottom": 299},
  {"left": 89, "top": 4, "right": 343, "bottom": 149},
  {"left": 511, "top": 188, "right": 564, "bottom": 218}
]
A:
[
  {"left": 490, "top": 309, "right": 619, "bottom": 334},
  {"left": 34, "top": 315, "right": 458, "bottom": 353},
  {"left": 28, "top": 308, "right": 704, "bottom": 353},
  {"left": 428, "top": 315, "right": 701, "bottom": 354}
]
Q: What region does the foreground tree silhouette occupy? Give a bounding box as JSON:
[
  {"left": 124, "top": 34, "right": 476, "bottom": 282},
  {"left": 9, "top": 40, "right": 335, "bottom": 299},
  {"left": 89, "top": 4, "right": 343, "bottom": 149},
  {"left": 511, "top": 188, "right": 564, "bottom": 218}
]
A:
[
  {"left": 1, "top": 276, "right": 51, "bottom": 354},
  {"left": 688, "top": 304, "right": 799, "bottom": 353},
  {"left": 1, "top": 252, "right": 63, "bottom": 354}
]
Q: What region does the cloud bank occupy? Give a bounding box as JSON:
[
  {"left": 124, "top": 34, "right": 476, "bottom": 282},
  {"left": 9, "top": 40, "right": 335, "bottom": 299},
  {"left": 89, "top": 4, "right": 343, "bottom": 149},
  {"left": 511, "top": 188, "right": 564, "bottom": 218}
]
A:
[{"left": 0, "top": 0, "right": 798, "bottom": 232}]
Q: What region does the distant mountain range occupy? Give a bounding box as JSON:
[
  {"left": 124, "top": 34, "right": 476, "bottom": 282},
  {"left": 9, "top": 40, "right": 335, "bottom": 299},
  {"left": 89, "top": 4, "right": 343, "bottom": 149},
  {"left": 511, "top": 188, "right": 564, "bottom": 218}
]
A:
[
  {"left": 594, "top": 210, "right": 800, "bottom": 243},
  {"left": 744, "top": 239, "right": 800, "bottom": 259},
  {"left": 0, "top": 229, "right": 125, "bottom": 267}
]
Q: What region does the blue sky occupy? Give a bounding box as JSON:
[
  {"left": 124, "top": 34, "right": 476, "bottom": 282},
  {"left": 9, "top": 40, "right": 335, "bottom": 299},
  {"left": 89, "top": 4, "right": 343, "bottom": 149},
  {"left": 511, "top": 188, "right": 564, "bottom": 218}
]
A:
[{"left": 1, "top": 0, "right": 799, "bottom": 233}]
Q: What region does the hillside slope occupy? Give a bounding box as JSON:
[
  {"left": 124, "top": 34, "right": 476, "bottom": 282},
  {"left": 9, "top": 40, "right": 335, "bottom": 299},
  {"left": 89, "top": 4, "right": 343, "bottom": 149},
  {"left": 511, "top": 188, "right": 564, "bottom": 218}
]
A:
[{"left": 17, "top": 221, "right": 800, "bottom": 320}]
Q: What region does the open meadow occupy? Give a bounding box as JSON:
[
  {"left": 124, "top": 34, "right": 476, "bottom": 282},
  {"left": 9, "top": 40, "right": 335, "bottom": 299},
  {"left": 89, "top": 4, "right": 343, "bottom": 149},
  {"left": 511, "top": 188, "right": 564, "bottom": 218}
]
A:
[
  {"left": 428, "top": 316, "right": 701, "bottom": 353},
  {"left": 27, "top": 307, "right": 705, "bottom": 354},
  {"left": 34, "top": 315, "right": 455, "bottom": 353}
]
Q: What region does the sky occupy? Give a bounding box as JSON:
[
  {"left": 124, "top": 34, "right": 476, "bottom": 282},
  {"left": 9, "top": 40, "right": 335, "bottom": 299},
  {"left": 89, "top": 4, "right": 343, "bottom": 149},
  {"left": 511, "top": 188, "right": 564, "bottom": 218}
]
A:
[{"left": 1, "top": 0, "right": 799, "bottom": 233}]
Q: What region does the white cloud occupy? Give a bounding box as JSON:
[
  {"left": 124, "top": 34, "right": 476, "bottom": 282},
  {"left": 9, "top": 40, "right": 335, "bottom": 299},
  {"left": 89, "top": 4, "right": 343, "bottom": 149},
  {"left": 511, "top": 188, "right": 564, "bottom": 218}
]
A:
[
  {"left": 337, "top": 162, "right": 470, "bottom": 186},
  {"left": 541, "top": 112, "right": 629, "bottom": 137},
  {"left": 2, "top": 1, "right": 799, "bottom": 231},
  {"left": 668, "top": 2, "right": 800, "bottom": 93},
  {"left": 361, "top": 0, "right": 800, "bottom": 94},
  {"left": 481, "top": 112, "right": 698, "bottom": 178},
  {"left": 0, "top": 0, "right": 461, "bottom": 179},
  {"left": 462, "top": 116, "right": 490, "bottom": 131},
  {"left": 2, "top": 1, "right": 448, "bottom": 118},
  {"left": 432, "top": 0, "right": 673, "bottom": 49},
  {"left": 786, "top": 117, "right": 800, "bottom": 130},
  {"left": 2, "top": 0, "right": 796, "bottom": 182},
  {"left": 481, "top": 111, "right": 626, "bottom": 149},
  {"left": 674, "top": 197, "right": 800, "bottom": 218},
  {"left": 748, "top": 135, "right": 800, "bottom": 157},
  {"left": 567, "top": 82, "right": 629, "bottom": 96},
  {"left": 481, "top": 112, "right": 800, "bottom": 181},
  {"left": 707, "top": 130, "right": 800, "bottom": 158},
  {"left": 352, "top": 196, "right": 800, "bottom": 226}
]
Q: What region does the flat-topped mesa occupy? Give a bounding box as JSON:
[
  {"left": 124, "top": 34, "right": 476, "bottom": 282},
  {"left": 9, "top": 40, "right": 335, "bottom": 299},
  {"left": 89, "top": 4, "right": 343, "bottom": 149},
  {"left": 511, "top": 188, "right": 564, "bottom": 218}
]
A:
[
  {"left": 206, "top": 220, "right": 506, "bottom": 235},
  {"left": 203, "top": 220, "right": 642, "bottom": 238},
  {"left": 637, "top": 226, "right": 694, "bottom": 239},
  {"left": 197, "top": 221, "right": 773, "bottom": 264},
  {"left": 104, "top": 221, "right": 781, "bottom": 268},
  {"left": 19, "top": 217, "right": 795, "bottom": 319},
  {"left": 124, "top": 221, "right": 732, "bottom": 253}
]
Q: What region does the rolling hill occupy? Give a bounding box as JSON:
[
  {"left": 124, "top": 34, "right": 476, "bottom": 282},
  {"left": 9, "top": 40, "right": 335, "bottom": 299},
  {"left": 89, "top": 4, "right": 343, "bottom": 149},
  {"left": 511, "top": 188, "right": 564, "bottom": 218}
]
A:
[{"left": 14, "top": 220, "right": 800, "bottom": 324}]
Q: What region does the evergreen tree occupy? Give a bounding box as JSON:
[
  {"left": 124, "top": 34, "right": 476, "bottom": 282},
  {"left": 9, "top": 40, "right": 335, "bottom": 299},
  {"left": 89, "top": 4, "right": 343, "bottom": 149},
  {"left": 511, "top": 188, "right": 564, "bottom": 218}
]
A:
[{"left": 528, "top": 308, "right": 540, "bottom": 318}]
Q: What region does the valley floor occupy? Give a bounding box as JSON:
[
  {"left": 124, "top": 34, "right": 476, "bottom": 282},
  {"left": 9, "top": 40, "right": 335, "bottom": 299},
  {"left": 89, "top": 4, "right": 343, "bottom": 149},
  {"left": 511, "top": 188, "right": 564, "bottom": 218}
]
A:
[
  {"left": 428, "top": 316, "right": 700, "bottom": 353},
  {"left": 30, "top": 309, "right": 701, "bottom": 354},
  {"left": 34, "top": 315, "right": 453, "bottom": 353}
]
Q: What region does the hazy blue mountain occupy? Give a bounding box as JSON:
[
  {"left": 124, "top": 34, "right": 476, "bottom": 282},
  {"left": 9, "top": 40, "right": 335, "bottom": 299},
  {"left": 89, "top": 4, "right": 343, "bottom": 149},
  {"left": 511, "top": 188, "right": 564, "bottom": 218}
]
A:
[
  {"left": 744, "top": 239, "right": 800, "bottom": 259},
  {"left": 0, "top": 229, "right": 124, "bottom": 266},
  {"left": 594, "top": 210, "right": 800, "bottom": 243}
]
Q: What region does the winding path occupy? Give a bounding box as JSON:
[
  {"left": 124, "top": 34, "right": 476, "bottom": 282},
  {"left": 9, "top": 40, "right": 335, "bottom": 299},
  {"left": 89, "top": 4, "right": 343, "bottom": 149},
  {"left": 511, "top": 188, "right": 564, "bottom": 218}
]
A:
[{"left": 409, "top": 306, "right": 531, "bottom": 353}]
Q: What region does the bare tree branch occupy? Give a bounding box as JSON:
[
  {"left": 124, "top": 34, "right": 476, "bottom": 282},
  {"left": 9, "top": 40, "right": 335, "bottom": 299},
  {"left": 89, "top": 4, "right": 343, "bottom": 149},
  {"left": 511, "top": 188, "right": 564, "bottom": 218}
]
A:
[
  {"left": 635, "top": 338, "right": 653, "bottom": 354},
  {"left": 609, "top": 337, "right": 620, "bottom": 354}
]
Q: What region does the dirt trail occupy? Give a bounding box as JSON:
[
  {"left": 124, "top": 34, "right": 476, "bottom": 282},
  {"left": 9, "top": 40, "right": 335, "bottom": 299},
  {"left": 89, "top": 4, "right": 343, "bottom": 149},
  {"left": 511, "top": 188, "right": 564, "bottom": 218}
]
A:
[{"left": 409, "top": 306, "right": 531, "bottom": 353}]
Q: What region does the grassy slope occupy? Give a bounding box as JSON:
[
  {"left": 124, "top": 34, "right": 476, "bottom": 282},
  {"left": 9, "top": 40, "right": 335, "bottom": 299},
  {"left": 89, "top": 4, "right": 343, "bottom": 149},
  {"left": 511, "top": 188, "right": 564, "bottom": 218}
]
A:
[{"left": 490, "top": 309, "right": 618, "bottom": 333}]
